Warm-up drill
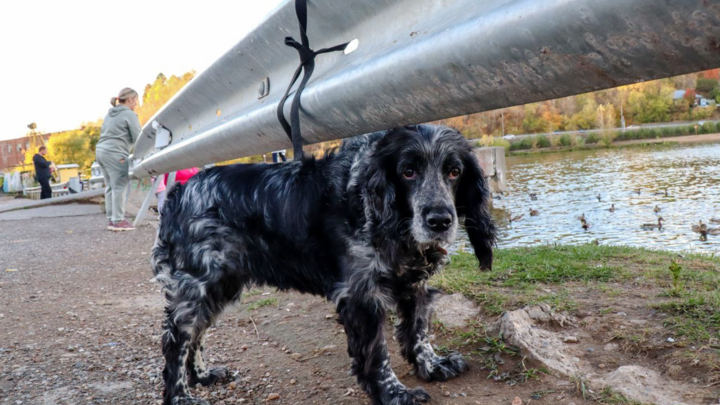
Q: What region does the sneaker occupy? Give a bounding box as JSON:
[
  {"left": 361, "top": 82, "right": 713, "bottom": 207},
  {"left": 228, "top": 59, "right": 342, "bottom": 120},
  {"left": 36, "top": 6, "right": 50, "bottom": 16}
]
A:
[
  {"left": 111, "top": 220, "right": 136, "bottom": 231},
  {"left": 107, "top": 220, "right": 114, "bottom": 230}
]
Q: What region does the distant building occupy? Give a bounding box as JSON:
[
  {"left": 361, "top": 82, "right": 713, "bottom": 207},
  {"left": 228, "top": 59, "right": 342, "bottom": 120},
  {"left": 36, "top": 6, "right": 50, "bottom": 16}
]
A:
[
  {"left": 672, "top": 89, "right": 687, "bottom": 100},
  {"left": 672, "top": 89, "right": 713, "bottom": 107},
  {"left": 0, "top": 133, "right": 52, "bottom": 172}
]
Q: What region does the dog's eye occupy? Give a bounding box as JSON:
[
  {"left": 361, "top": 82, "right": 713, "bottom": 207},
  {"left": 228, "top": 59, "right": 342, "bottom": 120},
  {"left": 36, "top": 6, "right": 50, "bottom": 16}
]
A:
[
  {"left": 402, "top": 168, "right": 416, "bottom": 179},
  {"left": 449, "top": 167, "right": 461, "bottom": 179}
]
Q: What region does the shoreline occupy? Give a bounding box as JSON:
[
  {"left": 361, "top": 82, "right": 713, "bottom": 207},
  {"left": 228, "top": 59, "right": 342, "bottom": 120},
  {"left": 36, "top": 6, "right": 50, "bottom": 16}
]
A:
[{"left": 506, "top": 132, "right": 720, "bottom": 156}]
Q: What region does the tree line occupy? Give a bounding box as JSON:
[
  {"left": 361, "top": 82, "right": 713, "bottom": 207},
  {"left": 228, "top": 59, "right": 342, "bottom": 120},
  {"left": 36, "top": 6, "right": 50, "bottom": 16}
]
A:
[{"left": 437, "top": 69, "right": 720, "bottom": 139}]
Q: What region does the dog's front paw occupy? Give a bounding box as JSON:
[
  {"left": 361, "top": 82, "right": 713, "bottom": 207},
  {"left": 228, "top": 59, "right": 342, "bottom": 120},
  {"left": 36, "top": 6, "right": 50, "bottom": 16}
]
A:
[
  {"left": 173, "top": 396, "right": 211, "bottom": 405},
  {"left": 189, "top": 366, "right": 231, "bottom": 387},
  {"left": 385, "top": 386, "right": 430, "bottom": 405},
  {"left": 418, "top": 352, "right": 468, "bottom": 382}
]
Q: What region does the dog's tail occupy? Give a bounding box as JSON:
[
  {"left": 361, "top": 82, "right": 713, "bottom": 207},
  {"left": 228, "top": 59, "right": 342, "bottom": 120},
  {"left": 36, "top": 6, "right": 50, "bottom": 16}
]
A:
[{"left": 150, "top": 183, "right": 185, "bottom": 283}]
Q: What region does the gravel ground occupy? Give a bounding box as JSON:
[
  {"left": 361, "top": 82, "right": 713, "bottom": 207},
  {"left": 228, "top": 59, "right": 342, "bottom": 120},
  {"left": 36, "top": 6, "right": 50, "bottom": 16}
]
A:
[{"left": 0, "top": 206, "right": 588, "bottom": 405}]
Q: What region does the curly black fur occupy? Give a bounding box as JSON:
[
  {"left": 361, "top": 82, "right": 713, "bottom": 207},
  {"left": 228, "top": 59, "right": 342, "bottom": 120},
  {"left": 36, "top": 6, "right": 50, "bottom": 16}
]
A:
[{"left": 151, "top": 125, "right": 496, "bottom": 405}]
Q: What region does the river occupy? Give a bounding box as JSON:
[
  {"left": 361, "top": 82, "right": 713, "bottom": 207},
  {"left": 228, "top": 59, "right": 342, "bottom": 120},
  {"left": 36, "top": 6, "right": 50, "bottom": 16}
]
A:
[{"left": 455, "top": 141, "right": 720, "bottom": 254}]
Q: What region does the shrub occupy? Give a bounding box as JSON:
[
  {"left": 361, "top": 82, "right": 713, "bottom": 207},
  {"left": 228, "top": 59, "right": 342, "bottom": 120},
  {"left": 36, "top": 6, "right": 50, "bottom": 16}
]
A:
[
  {"left": 575, "top": 136, "right": 585, "bottom": 147},
  {"left": 477, "top": 135, "right": 511, "bottom": 149},
  {"left": 535, "top": 134, "right": 551, "bottom": 148},
  {"left": 559, "top": 134, "right": 573, "bottom": 147},
  {"left": 701, "top": 122, "right": 715, "bottom": 134},
  {"left": 600, "top": 131, "right": 617, "bottom": 147},
  {"left": 716, "top": 121, "right": 720, "bottom": 133},
  {"left": 509, "top": 137, "right": 534, "bottom": 151},
  {"left": 585, "top": 133, "right": 600, "bottom": 144},
  {"left": 492, "top": 137, "right": 511, "bottom": 149}
]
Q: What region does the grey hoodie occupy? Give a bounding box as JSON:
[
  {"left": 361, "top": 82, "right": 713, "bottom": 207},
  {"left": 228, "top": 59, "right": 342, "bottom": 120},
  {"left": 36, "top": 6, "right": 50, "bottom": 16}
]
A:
[{"left": 96, "top": 105, "right": 142, "bottom": 155}]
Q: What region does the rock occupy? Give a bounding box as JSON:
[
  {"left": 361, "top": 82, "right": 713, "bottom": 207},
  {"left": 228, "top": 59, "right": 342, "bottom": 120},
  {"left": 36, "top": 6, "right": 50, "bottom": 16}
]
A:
[
  {"left": 666, "top": 365, "right": 682, "bottom": 377},
  {"left": 563, "top": 336, "right": 578, "bottom": 343},
  {"left": 615, "top": 312, "right": 627, "bottom": 317},
  {"left": 493, "top": 306, "right": 579, "bottom": 376},
  {"left": 598, "top": 363, "right": 606, "bottom": 369},
  {"left": 320, "top": 345, "right": 336, "bottom": 354},
  {"left": 596, "top": 365, "right": 690, "bottom": 405},
  {"left": 267, "top": 393, "right": 280, "bottom": 400},
  {"left": 291, "top": 353, "right": 302, "bottom": 360},
  {"left": 603, "top": 343, "right": 619, "bottom": 352},
  {"left": 443, "top": 391, "right": 451, "bottom": 397},
  {"left": 290, "top": 379, "right": 296, "bottom": 385},
  {"left": 324, "top": 314, "right": 333, "bottom": 319},
  {"left": 575, "top": 310, "right": 591, "bottom": 318},
  {"left": 512, "top": 396, "right": 523, "bottom": 405},
  {"left": 433, "top": 293, "right": 479, "bottom": 328}
]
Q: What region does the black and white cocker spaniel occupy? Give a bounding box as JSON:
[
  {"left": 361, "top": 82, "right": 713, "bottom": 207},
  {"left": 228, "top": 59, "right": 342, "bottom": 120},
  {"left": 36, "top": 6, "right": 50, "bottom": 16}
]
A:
[{"left": 152, "top": 124, "right": 496, "bottom": 405}]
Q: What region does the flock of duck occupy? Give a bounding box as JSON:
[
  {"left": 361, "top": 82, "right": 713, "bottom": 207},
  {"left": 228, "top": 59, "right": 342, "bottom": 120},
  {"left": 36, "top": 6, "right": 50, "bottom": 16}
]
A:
[{"left": 504, "top": 188, "right": 720, "bottom": 241}]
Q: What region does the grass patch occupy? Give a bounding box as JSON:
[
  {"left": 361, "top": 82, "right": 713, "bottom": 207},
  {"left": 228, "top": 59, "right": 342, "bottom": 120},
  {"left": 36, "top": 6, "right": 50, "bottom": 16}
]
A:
[
  {"left": 655, "top": 292, "right": 720, "bottom": 341},
  {"left": 434, "top": 244, "right": 720, "bottom": 345},
  {"left": 595, "top": 387, "right": 650, "bottom": 405},
  {"left": 247, "top": 297, "right": 279, "bottom": 310}
]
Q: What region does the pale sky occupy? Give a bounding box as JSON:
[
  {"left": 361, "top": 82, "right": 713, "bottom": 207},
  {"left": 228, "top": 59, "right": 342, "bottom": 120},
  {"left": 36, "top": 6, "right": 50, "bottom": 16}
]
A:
[{"left": 0, "top": 0, "right": 284, "bottom": 141}]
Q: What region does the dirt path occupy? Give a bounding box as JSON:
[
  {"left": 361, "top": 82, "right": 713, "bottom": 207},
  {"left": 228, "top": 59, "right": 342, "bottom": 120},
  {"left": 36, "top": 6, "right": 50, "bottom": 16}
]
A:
[{"left": 1, "top": 207, "right": 597, "bottom": 405}]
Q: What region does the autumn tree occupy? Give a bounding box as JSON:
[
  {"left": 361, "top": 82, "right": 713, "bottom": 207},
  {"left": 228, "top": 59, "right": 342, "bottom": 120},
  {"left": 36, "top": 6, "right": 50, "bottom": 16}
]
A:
[
  {"left": 24, "top": 124, "right": 101, "bottom": 176},
  {"left": 135, "top": 71, "right": 195, "bottom": 126}
]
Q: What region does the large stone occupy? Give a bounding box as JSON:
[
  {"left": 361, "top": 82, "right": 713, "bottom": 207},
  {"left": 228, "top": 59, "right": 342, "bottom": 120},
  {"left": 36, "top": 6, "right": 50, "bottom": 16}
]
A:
[
  {"left": 494, "top": 305, "right": 579, "bottom": 377},
  {"left": 494, "top": 306, "right": 695, "bottom": 405},
  {"left": 596, "top": 366, "right": 690, "bottom": 405},
  {"left": 433, "top": 293, "right": 479, "bottom": 328}
]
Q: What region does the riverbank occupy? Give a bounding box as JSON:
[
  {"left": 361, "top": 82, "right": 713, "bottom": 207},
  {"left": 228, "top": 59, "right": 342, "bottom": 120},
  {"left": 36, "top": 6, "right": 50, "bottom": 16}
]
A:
[
  {"left": 507, "top": 132, "right": 720, "bottom": 156},
  {"left": 434, "top": 244, "right": 720, "bottom": 405}
]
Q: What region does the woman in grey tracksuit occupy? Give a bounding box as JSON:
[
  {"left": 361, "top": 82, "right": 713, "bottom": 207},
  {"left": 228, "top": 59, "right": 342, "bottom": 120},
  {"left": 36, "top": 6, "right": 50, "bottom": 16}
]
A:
[{"left": 96, "top": 87, "right": 141, "bottom": 231}]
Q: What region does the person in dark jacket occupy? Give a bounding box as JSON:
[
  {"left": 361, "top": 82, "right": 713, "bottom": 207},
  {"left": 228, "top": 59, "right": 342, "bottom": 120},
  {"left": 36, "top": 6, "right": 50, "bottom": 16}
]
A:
[{"left": 33, "top": 146, "right": 54, "bottom": 199}]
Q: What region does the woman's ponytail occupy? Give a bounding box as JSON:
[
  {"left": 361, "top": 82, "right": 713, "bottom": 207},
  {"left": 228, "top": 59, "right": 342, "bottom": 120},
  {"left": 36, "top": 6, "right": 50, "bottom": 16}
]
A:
[{"left": 111, "top": 88, "right": 138, "bottom": 107}]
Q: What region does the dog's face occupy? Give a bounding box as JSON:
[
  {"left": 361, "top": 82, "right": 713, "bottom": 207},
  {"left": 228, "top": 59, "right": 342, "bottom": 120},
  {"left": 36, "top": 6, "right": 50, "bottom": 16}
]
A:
[
  {"left": 393, "top": 132, "right": 463, "bottom": 246},
  {"left": 363, "top": 126, "right": 496, "bottom": 268}
]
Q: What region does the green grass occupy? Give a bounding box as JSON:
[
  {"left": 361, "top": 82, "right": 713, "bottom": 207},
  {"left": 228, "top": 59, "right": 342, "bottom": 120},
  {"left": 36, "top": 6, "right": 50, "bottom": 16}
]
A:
[
  {"left": 247, "top": 297, "right": 279, "bottom": 310},
  {"left": 434, "top": 244, "right": 720, "bottom": 344},
  {"left": 595, "top": 388, "right": 650, "bottom": 405}
]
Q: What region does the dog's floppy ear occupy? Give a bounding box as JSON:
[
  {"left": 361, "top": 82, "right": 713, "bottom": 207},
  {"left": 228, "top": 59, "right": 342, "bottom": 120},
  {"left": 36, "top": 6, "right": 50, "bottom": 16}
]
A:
[
  {"left": 456, "top": 149, "right": 497, "bottom": 270},
  {"left": 364, "top": 131, "right": 403, "bottom": 236}
]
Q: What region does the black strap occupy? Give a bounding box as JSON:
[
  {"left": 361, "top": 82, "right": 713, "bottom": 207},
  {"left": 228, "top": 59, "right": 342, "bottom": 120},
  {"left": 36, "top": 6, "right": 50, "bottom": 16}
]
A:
[{"left": 277, "top": 0, "right": 348, "bottom": 160}]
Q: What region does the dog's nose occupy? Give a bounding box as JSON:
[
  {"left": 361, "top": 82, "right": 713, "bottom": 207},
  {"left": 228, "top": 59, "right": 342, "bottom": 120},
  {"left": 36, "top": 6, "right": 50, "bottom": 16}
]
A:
[{"left": 425, "top": 208, "right": 453, "bottom": 232}]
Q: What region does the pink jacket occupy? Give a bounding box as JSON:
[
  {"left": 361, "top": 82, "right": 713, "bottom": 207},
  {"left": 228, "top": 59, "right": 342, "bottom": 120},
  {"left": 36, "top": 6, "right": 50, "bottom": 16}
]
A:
[{"left": 157, "top": 168, "right": 199, "bottom": 193}]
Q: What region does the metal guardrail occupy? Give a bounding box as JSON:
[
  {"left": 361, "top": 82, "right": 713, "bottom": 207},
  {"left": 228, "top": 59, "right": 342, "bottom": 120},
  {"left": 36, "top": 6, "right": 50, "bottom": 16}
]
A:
[{"left": 131, "top": 0, "right": 720, "bottom": 178}]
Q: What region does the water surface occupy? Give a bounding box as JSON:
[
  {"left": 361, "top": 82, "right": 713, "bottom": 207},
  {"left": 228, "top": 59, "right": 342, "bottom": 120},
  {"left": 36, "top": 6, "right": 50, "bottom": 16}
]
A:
[{"left": 456, "top": 142, "right": 720, "bottom": 254}]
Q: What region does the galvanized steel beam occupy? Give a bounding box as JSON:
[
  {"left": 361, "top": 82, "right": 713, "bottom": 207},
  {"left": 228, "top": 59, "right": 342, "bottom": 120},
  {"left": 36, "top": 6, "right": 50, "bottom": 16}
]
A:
[{"left": 131, "top": 0, "right": 720, "bottom": 178}]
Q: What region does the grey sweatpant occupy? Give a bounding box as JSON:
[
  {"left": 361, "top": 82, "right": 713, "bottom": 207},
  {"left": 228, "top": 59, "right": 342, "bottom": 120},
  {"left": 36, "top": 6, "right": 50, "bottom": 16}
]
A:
[{"left": 96, "top": 149, "right": 130, "bottom": 222}]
